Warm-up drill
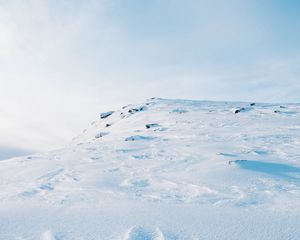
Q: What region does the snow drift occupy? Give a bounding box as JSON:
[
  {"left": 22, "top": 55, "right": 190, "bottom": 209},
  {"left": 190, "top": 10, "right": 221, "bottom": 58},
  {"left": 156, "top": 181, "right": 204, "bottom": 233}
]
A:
[{"left": 0, "top": 98, "right": 300, "bottom": 239}]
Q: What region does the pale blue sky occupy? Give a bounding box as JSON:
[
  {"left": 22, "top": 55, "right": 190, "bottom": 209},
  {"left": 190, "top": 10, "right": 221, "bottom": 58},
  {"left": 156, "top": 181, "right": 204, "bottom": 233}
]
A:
[{"left": 0, "top": 0, "right": 299, "bottom": 156}]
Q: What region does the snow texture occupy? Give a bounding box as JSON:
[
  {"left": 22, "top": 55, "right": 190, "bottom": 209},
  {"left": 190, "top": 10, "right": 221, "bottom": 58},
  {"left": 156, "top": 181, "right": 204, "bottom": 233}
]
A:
[{"left": 0, "top": 98, "right": 300, "bottom": 239}]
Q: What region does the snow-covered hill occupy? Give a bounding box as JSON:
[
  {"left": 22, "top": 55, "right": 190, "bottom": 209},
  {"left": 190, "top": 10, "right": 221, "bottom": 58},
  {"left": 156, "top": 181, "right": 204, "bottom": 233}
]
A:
[{"left": 1, "top": 98, "right": 300, "bottom": 239}]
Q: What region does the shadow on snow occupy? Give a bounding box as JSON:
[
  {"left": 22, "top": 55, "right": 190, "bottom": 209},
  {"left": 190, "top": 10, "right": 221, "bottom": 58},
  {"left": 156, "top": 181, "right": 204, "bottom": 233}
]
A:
[{"left": 235, "top": 160, "right": 300, "bottom": 181}]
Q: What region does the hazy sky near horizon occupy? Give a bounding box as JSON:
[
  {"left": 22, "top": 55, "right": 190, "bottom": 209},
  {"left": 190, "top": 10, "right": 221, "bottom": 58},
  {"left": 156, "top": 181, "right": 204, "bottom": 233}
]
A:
[{"left": 0, "top": 0, "right": 300, "bottom": 154}]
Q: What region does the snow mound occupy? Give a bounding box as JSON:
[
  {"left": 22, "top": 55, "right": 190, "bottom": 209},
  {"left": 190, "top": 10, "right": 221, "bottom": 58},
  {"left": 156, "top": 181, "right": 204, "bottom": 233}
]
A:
[
  {"left": 1, "top": 98, "right": 300, "bottom": 239},
  {"left": 121, "top": 226, "right": 165, "bottom": 240}
]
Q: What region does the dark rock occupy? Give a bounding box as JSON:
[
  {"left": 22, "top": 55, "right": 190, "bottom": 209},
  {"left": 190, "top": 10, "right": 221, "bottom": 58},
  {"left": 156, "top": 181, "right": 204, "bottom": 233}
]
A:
[
  {"left": 100, "top": 111, "right": 114, "bottom": 119},
  {"left": 234, "top": 107, "right": 246, "bottom": 114},
  {"left": 250, "top": 103, "right": 256, "bottom": 106},
  {"left": 128, "top": 106, "right": 146, "bottom": 114},
  {"left": 145, "top": 123, "right": 160, "bottom": 129}
]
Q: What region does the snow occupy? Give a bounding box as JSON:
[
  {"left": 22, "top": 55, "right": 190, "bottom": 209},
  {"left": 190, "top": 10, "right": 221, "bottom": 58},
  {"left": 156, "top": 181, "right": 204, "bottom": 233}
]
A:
[{"left": 0, "top": 98, "right": 300, "bottom": 239}]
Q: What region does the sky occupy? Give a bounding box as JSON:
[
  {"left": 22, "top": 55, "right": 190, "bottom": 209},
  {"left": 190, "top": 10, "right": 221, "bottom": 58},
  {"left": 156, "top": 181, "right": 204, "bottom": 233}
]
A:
[{"left": 0, "top": 0, "right": 300, "bottom": 157}]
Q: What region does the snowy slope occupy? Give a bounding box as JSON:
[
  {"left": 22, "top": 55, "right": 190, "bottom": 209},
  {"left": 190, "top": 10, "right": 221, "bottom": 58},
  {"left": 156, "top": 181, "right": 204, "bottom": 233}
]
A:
[{"left": 1, "top": 98, "right": 300, "bottom": 239}]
